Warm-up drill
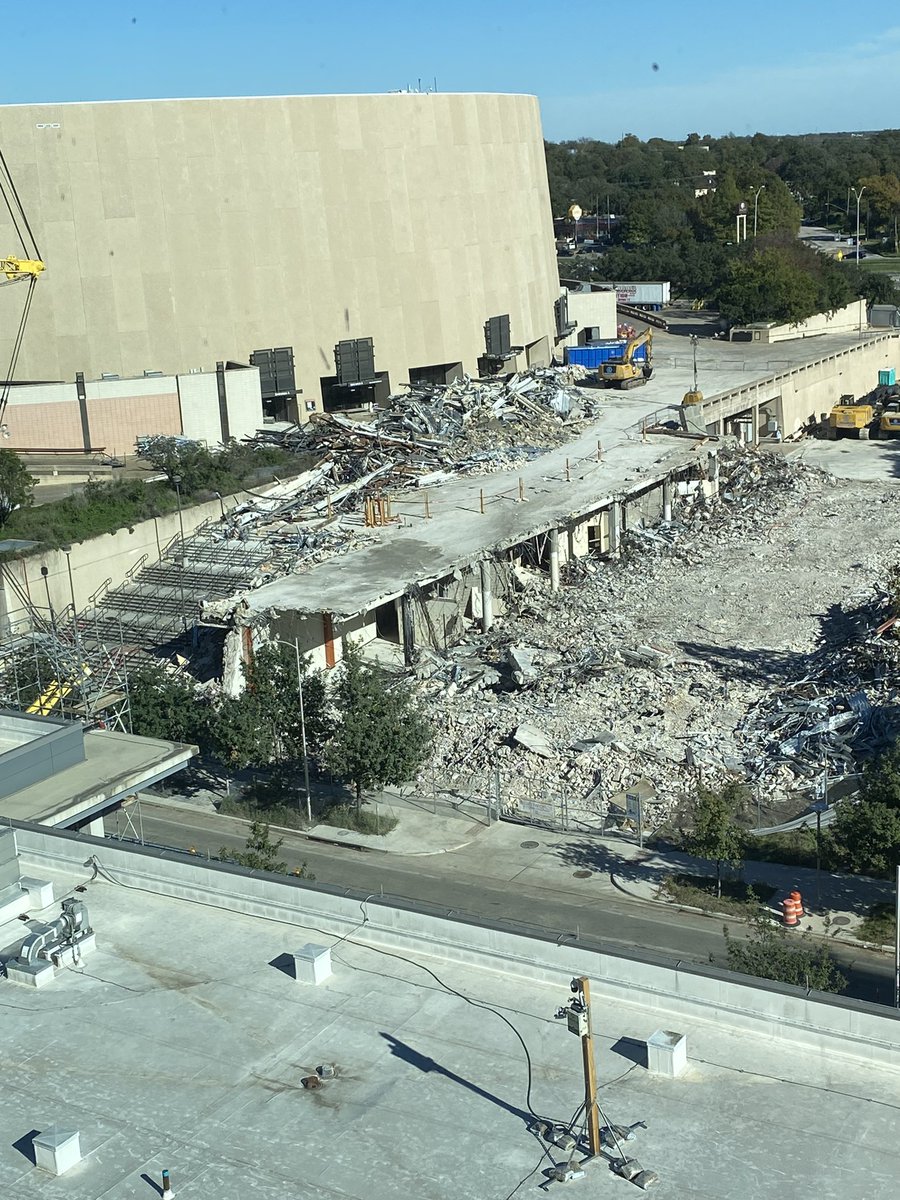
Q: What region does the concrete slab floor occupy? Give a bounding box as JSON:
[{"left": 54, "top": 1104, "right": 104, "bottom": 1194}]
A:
[{"left": 2, "top": 862, "right": 899, "bottom": 1199}]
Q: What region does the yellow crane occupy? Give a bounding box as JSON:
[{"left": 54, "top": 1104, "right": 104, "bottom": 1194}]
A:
[{"left": 0, "top": 147, "right": 44, "bottom": 426}]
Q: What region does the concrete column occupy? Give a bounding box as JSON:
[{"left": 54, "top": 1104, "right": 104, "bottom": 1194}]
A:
[
  {"left": 549, "top": 528, "right": 560, "bottom": 592},
  {"left": 707, "top": 449, "right": 720, "bottom": 495},
  {"left": 751, "top": 403, "right": 760, "bottom": 445},
  {"left": 479, "top": 561, "right": 494, "bottom": 633},
  {"left": 662, "top": 477, "right": 673, "bottom": 523},
  {"left": 608, "top": 502, "right": 621, "bottom": 559},
  {"left": 84, "top": 816, "right": 104, "bottom": 838},
  {"left": 400, "top": 594, "right": 415, "bottom": 666}
]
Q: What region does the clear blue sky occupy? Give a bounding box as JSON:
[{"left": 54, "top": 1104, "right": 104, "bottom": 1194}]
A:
[{"left": 5, "top": 1, "right": 898, "bottom": 142}]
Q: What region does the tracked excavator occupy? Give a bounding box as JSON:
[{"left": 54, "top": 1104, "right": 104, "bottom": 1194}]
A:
[{"left": 598, "top": 329, "right": 653, "bottom": 390}]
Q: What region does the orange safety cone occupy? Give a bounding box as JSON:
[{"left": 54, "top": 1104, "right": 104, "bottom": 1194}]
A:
[
  {"left": 790, "top": 889, "right": 804, "bottom": 919},
  {"left": 782, "top": 896, "right": 798, "bottom": 927}
]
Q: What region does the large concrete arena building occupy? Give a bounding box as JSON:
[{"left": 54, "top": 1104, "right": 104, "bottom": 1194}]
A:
[{"left": 0, "top": 93, "right": 560, "bottom": 418}]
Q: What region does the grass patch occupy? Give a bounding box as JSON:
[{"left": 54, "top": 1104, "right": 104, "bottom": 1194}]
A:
[
  {"left": 317, "top": 805, "right": 398, "bottom": 836},
  {"left": 218, "top": 795, "right": 309, "bottom": 831},
  {"left": 856, "top": 903, "right": 896, "bottom": 945},
  {"left": 661, "top": 872, "right": 776, "bottom": 917},
  {"left": 218, "top": 789, "right": 399, "bottom": 837},
  {"left": 0, "top": 445, "right": 307, "bottom": 549},
  {"left": 859, "top": 255, "right": 900, "bottom": 275},
  {"left": 746, "top": 828, "right": 819, "bottom": 870}
]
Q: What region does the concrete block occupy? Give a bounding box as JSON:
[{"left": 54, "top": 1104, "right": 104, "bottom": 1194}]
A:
[
  {"left": 33, "top": 1127, "right": 81, "bottom": 1175},
  {"left": 293, "top": 943, "right": 332, "bottom": 985},
  {"left": 19, "top": 876, "right": 54, "bottom": 909},
  {"left": 647, "top": 1029, "right": 687, "bottom": 1077},
  {"left": 6, "top": 960, "right": 55, "bottom": 988},
  {"left": 0, "top": 885, "right": 29, "bottom": 924}
]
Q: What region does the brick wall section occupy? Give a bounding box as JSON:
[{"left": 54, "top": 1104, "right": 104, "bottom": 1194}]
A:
[
  {"left": 3, "top": 397, "right": 86, "bottom": 450},
  {"left": 85, "top": 391, "right": 181, "bottom": 453}
]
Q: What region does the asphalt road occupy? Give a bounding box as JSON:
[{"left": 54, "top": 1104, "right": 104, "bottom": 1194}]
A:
[{"left": 106, "top": 802, "right": 898, "bottom": 1007}]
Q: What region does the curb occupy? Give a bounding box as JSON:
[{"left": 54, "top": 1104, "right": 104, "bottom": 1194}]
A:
[
  {"left": 138, "top": 793, "right": 489, "bottom": 858},
  {"left": 610, "top": 872, "right": 884, "bottom": 951}
]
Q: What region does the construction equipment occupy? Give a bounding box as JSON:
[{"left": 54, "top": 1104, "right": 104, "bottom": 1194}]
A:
[
  {"left": 598, "top": 329, "right": 653, "bottom": 390},
  {"left": 827, "top": 395, "right": 877, "bottom": 440},
  {"left": 0, "top": 147, "right": 44, "bottom": 425},
  {"left": 878, "top": 396, "right": 900, "bottom": 438}
]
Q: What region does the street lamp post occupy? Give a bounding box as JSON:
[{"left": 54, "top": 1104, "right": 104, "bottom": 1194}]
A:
[
  {"left": 269, "top": 637, "right": 312, "bottom": 824},
  {"left": 753, "top": 185, "right": 765, "bottom": 238},
  {"left": 852, "top": 186, "right": 867, "bottom": 264},
  {"left": 173, "top": 554, "right": 188, "bottom": 634},
  {"left": 60, "top": 543, "right": 81, "bottom": 650},
  {"left": 171, "top": 473, "right": 186, "bottom": 549}
]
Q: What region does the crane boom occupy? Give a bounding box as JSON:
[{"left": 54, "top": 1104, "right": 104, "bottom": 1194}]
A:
[{"left": 1, "top": 256, "right": 45, "bottom": 283}]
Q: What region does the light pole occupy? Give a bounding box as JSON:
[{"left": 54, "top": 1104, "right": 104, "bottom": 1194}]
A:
[
  {"left": 60, "top": 543, "right": 81, "bottom": 650},
  {"left": 753, "top": 184, "right": 765, "bottom": 238},
  {"left": 173, "top": 553, "right": 188, "bottom": 634},
  {"left": 171, "top": 472, "right": 186, "bottom": 549},
  {"left": 269, "top": 637, "right": 312, "bottom": 824},
  {"left": 852, "top": 185, "right": 866, "bottom": 264}
]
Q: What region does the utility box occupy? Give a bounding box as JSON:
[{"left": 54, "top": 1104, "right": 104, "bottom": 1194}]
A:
[
  {"left": 879, "top": 368, "right": 896, "bottom": 387},
  {"left": 293, "top": 944, "right": 333, "bottom": 985},
  {"left": 646, "top": 1029, "right": 687, "bottom": 1077},
  {"left": 33, "top": 1128, "right": 81, "bottom": 1176}
]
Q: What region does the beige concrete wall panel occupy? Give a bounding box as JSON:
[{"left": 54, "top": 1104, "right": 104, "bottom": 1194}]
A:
[
  {"left": 177, "top": 373, "right": 221, "bottom": 445},
  {"left": 111, "top": 265, "right": 150, "bottom": 336},
  {"left": 0, "top": 94, "right": 559, "bottom": 398},
  {"left": 223, "top": 367, "right": 264, "bottom": 440},
  {"left": 3, "top": 398, "right": 84, "bottom": 450}
]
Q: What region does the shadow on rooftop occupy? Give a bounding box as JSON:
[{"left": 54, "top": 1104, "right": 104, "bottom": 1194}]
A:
[
  {"left": 610, "top": 1036, "right": 648, "bottom": 1070},
  {"left": 12, "top": 1130, "right": 38, "bottom": 1166},
  {"left": 380, "top": 1032, "right": 532, "bottom": 1127},
  {"left": 140, "top": 1174, "right": 164, "bottom": 1198},
  {"left": 268, "top": 952, "right": 296, "bottom": 978}
]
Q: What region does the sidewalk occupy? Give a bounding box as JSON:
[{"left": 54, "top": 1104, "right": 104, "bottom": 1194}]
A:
[
  {"left": 141, "top": 784, "right": 895, "bottom": 947},
  {"left": 139, "top": 786, "right": 493, "bottom": 856}
]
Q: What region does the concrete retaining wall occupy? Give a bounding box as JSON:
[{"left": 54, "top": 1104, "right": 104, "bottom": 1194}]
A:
[
  {"left": 15, "top": 822, "right": 900, "bottom": 1069},
  {"left": 704, "top": 333, "right": 900, "bottom": 437},
  {"left": 0, "top": 488, "right": 251, "bottom": 632},
  {"left": 733, "top": 301, "right": 866, "bottom": 344}
]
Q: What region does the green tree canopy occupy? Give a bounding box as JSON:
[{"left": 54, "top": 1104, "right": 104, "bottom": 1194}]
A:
[
  {"left": 0, "top": 449, "right": 35, "bottom": 526},
  {"left": 220, "top": 820, "right": 288, "bottom": 874},
  {"left": 687, "top": 783, "right": 745, "bottom": 898},
  {"left": 326, "top": 643, "right": 432, "bottom": 807},
  {"left": 723, "top": 915, "right": 846, "bottom": 993}
]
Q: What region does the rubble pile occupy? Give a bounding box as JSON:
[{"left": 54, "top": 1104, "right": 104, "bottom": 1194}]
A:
[
  {"left": 420, "top": 446, "right": 900, "bottom": 829},
  {"left": 256, "top": 367, "right": 600, "bottom": 498}
]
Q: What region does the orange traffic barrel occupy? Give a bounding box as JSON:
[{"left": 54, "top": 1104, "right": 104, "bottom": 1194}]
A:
[
  {"left": 790, "top": 890, "right": 804, "bottom": 919},
  {"left": 782, "top": 897, "right": 798, "bottom": 927}
]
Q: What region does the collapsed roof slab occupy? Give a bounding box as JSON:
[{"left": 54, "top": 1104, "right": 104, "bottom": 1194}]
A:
[{"left": 244, "top": 416, "right": 701, "bottom": 622}]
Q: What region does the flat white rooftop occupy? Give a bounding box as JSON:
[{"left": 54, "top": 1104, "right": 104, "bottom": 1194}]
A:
[{"left": 2, "top": 855, "right": 899, "bottom": 1199}]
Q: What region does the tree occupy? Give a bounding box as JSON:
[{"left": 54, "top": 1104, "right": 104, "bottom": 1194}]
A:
[
  {"left": 128, "top": 664, "right": 210, "bottom": 747},
  {"left": 687, "top": 783, "right": 745, "bottom": 898},
  {"left": 723, "top": 915, "right": 846, "bottom": 993},
  {"left": 326, "top": 643, "right": 432, "bottom": 808},
  {"left": 0, "top": 448, "right": 35, "bottom": 526},
  {"left": 715, "top": 247, "right": 821, "bottom": 326},
  {"left": 827, "top": 744, "right": 900, "bottom": 878},
  {"left": 860, "top": 173, "right": 900, "bottom": 253},
  {"left": 220, "top": 820, "right": 288, "bottom": 873},
  {"left": 207, "top": 643, "right": 329, "bottom": 769}
]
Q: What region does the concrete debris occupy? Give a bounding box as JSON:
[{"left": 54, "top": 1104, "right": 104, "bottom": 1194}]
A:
[
  {"left": 512, "top": 724, "right": 555, "bottom": 759},
  {"left": 419, "top": 445, "right": 900, "bottom": 831}
]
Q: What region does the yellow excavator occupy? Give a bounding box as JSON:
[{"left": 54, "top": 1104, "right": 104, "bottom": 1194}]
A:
[{"left": 598, "top": 329, "right": 653, "bottom": 390}]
